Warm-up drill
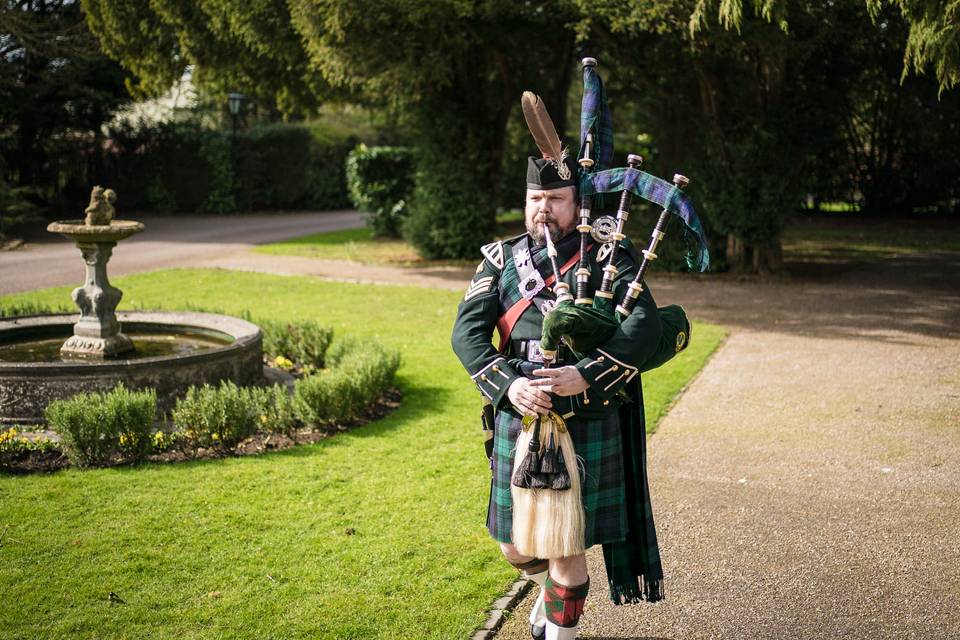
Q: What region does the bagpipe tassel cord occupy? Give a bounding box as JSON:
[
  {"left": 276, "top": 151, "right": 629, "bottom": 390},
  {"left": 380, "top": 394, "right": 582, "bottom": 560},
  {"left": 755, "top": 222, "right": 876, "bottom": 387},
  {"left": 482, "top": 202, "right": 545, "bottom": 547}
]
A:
[{"left": 511, "top": 413, "right": 585, "bottom": 559}]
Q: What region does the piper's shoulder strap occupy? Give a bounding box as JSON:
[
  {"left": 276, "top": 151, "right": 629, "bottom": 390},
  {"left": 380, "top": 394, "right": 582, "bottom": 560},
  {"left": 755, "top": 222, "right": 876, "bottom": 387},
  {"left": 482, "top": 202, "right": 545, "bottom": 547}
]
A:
[{"left": 480, "top": 240, "right": 505, "bottom": 271}]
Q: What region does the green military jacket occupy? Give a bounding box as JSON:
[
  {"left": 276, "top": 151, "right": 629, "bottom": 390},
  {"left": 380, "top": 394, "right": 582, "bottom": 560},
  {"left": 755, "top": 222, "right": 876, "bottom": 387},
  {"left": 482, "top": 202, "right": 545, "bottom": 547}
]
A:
[{"left": 451, "top": 229, "right": 664, "bottom": 419}]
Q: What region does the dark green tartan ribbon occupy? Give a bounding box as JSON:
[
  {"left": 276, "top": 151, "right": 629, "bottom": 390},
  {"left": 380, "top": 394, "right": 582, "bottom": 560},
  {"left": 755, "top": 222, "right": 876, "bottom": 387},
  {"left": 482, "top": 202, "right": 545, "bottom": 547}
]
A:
[
  {"left": 581, "top": 167, "right": 710, "bottom": 273},
  {"left": 602, "top": 378, "right": 665, "bottom": 604}
]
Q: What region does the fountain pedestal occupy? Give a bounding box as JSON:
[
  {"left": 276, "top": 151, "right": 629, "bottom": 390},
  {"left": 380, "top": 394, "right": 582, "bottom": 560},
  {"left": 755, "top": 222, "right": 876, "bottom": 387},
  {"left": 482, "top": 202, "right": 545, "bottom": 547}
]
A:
[{"left": 47, "top": 218, "right": 144, "bottom": 359}]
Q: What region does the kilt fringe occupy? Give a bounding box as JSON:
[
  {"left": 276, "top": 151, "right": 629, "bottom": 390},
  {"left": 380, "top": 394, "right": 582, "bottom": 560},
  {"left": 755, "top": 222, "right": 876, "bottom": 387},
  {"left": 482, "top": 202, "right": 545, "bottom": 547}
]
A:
[{"left": 607, "top": 575, "right": 664, "bottom": 605}]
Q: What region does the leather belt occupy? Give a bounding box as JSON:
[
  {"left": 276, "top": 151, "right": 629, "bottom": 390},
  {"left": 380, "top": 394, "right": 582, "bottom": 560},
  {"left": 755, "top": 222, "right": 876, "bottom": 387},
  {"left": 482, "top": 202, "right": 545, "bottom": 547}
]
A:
[{"left": 510, "top": 338, "right": 574, "bottom": 365}]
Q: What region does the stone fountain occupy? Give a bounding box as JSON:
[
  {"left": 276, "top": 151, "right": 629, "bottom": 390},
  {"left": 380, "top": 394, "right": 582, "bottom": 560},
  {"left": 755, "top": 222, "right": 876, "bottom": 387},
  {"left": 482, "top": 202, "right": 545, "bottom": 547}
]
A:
[
  {"left": 47, "top": 186, "right": 143, "bottom": 358},
  {"left": 0, "top": 187, "right": 263, "bottom": 423}
]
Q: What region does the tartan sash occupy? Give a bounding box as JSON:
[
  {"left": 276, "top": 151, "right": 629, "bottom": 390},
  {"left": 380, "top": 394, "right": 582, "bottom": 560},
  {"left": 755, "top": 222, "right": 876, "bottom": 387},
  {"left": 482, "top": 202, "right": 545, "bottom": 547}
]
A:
[{"left": 496, "top": 234, "right": 585, "bottom": 351}]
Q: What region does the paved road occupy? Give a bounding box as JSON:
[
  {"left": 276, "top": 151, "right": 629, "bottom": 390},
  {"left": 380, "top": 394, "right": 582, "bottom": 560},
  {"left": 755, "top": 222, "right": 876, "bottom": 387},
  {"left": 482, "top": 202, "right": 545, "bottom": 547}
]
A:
[{"left": 0, "top": 210, "right": 363, "bottom": 296}]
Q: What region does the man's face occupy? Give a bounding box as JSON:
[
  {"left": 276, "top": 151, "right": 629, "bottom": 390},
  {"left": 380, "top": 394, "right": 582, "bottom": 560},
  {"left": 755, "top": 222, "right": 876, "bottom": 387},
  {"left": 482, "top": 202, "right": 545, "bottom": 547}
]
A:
[{"left": 525, "top": 186, "right": 577, "bottom": 245}]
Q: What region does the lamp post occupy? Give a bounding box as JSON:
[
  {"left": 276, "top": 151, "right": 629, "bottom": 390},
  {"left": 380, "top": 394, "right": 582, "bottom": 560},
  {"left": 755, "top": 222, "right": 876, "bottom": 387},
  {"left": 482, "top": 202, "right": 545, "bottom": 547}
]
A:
[{"left": 227, "top": 92, "right": 245, "bottom": 137}]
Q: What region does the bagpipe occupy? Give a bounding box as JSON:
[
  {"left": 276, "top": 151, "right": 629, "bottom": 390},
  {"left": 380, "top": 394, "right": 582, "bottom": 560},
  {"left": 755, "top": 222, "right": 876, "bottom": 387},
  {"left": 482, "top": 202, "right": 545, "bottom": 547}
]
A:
[{"left": 505, "top": 57, "right": 711, "bottom": 559}]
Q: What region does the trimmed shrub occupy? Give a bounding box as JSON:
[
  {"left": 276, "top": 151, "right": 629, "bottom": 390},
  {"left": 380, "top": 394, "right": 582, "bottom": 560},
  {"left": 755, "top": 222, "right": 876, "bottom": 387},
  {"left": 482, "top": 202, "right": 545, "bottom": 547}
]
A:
[
  {"left": 234, "top": 123, "right": 356, "bottom": 211},
  {"left": 403, "top": 157, "right": 495, "bottom": 259},
  {"left": 170, "top": 381, "right": 261, "bottom": 451},
  {"left": 293, "top": 368, "right": 359, "bottom": 426},
  {"left": 294, "top": 338, "right": 401, "bottom": 426},
  {"left": 45, "top": 383, "right": 156, "bottom": 467},
  {"left": 259, "top": 319, "right": 334, "bottom": 372},
  {"left": 249, "top": 384, "right": 299, "bottom": 438},
  {"left": 345, "top": 144, "right": 415, "bottom": 237},
  {"left": 105, "top": 120, "right": 213, "bottom": 213}
]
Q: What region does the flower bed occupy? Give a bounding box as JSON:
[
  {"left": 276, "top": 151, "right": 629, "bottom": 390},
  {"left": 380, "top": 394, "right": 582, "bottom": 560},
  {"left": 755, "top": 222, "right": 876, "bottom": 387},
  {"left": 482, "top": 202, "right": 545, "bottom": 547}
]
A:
[{"left": 0, "top": 318, "right": 402, "bottom": 474}]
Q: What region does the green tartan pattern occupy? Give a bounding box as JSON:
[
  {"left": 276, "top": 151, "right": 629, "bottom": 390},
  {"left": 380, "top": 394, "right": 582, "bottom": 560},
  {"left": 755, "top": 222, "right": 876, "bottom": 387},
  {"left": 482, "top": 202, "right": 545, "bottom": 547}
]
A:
[
  {"left": 486, "top": 403, "right": 627, "bottom": 549},
  {"left": 496, "top": 232, "right": 580, "bottom": 313}
]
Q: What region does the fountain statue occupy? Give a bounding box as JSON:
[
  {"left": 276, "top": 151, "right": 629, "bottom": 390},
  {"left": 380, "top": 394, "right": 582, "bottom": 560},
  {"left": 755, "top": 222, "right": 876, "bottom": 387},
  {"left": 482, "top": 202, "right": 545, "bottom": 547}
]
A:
[
  {"left": 47, "top": 187, "right": 144, "bottom": 358},
  {"left": 0, "top": 185, "right": 264, "bottom": 423}
]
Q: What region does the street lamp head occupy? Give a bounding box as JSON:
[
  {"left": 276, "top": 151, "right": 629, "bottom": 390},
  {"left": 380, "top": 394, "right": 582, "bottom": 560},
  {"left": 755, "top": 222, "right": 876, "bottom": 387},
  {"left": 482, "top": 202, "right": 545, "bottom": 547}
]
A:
[{"left": 227, "top": 92, "right": 245, "bottom": 116}]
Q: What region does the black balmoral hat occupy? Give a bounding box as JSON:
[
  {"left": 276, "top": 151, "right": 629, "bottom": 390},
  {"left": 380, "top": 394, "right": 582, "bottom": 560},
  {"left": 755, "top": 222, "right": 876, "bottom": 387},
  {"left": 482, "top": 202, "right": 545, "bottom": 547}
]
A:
[{"left": 526, "top": 155, "right": 579, "bottom": 191}]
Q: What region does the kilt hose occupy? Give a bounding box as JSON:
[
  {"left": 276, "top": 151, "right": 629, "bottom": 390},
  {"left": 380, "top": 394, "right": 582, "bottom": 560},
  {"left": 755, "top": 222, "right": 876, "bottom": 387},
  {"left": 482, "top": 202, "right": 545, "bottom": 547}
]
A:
[{"left": 486, "top": 404, "right": 628, "bottom": 550}]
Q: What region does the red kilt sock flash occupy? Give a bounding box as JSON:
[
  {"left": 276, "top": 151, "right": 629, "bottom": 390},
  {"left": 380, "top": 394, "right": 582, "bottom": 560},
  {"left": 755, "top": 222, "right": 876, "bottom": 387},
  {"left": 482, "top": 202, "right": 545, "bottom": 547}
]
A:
[{"left": 543, "top": 575, "right": 589, "bottom": 638}]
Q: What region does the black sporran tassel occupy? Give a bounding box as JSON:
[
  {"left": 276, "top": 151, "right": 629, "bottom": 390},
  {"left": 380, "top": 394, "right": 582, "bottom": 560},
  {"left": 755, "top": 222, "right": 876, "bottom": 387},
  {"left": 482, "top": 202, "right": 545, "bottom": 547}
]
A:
[
  {"left": 540, "top": 431, "right": 560, "bottom": 474},
  {"left": 550, "top": 445, "right": 571, "bottom": 490},
  {"left": 511, "top": 419, "right": 542, "bottom": 489},
  {"left": 529, "top": 472, "right": 553, "bottom": 489}
]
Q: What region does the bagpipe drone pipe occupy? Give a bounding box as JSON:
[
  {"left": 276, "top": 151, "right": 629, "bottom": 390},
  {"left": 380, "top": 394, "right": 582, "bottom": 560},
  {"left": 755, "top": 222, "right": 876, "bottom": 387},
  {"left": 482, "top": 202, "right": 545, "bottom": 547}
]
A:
[
  {"left": 507, "top": 58, "right": 710, "bottom": 559},
  {"left": 538, "top": 57, "right": 710, "bottom": 368}
]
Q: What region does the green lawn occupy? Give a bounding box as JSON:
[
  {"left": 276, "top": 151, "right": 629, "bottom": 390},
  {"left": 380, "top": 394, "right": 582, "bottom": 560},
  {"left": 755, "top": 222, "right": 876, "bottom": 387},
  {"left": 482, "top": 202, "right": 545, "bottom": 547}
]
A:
[
  {"left": 782, "top": 215, "right": 960, "bottom": 259},
  {"left": 255, "top": 227, "right": 431, "bottom": 265},
  {"left": 253, "top": 212, "right": 527, "bottom": 267},
  {"left": 0, "top": 269, "right": 725, "bottom": 640}
]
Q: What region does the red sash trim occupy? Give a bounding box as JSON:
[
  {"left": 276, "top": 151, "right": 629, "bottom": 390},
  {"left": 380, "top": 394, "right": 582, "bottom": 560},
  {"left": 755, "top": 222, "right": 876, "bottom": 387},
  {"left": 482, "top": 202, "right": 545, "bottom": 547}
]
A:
[{"left": 496, "top": 248, "right": 587, "bottom": 352}]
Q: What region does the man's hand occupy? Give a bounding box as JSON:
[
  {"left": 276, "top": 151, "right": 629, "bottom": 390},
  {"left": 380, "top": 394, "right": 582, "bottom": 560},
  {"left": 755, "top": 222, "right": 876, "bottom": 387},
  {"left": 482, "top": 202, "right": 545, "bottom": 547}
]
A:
[
  {"left": 507, "top": 377, "right": 553, "bottom": 417},
  {"left": 529, "top": 366, "right": 589, "bottom": 396}
]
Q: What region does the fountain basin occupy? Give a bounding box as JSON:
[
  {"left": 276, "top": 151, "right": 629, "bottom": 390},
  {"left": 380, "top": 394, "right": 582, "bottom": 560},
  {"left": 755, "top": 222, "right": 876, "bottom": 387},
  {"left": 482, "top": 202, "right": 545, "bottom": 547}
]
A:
[
  {"left": 47, "top": 219, "right": 144, "bottom": 243},
  {"left": 0, "top": 311, "right": 263, "bottom": 424}
]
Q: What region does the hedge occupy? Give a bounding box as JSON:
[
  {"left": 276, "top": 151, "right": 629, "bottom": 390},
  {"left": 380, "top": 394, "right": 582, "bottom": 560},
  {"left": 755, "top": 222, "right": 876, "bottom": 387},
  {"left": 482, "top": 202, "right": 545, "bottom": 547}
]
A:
[
  {"left": 100, "top": 121, "right": 356, "bottom": 214},
  {"left": 345, "top": 144, "right": 415, "bottom": 237}
]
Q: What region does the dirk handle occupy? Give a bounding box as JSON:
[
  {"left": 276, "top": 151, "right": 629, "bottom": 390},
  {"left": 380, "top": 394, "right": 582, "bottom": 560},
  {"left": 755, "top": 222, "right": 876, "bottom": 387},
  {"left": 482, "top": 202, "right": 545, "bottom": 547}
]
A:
[
  {"left": 597, "top": 153, "right": 643, "bottom": 298},
  {"left": 617, "top": 174, "right": 691, "bottom": 317}
]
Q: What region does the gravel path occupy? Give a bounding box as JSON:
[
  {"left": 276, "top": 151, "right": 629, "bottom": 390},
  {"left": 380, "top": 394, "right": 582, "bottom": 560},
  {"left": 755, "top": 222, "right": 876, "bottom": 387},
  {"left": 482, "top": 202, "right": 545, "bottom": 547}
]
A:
[{"left": 489, "top": 250, "right": 960, "bottom": 639}]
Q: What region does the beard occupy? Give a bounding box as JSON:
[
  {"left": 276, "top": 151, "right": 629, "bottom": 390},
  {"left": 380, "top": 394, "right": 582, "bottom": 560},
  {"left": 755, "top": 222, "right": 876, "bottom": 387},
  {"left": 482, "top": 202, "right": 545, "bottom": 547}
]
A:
[{"left": 527, "top": 220, "right": 563, "bottom": 245}]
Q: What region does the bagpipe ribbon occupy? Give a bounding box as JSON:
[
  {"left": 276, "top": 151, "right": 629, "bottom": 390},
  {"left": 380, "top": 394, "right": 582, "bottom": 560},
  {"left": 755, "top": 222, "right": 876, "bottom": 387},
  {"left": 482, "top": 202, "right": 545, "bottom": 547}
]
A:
[
  {"left": 576, "top": 59, "right": 709, "bottom": 273},
  {"left": 579, "top": 61, "right": 615, "bottom": 173},
  {"left": 581, "top": 167, "right": 710, "bottom": 273}
]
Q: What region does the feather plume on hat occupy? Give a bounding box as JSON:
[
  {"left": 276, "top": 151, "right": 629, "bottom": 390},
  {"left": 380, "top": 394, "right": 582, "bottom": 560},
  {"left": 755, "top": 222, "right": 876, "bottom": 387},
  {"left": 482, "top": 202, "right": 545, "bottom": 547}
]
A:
[{"left": 521, "top": 91, "right": 571, "bottom": 181}]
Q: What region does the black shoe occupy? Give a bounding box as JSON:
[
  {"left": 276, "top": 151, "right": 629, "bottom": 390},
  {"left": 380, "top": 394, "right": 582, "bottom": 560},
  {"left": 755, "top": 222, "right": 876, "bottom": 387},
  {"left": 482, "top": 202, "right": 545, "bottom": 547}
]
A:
[{"left": 530, "top": 623, "right": 546, "bottom": 640}]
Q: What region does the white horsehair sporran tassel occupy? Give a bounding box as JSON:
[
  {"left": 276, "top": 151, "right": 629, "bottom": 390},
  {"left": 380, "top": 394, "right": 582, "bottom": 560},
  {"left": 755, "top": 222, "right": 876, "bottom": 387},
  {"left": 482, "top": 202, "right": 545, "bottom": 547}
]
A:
[{"left": 511, "top": 411, "right": 585, "bottom": 558}]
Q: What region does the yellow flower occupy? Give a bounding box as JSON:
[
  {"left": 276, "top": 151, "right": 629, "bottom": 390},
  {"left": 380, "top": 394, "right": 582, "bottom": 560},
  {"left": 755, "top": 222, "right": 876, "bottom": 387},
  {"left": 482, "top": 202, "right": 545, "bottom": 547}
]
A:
[
  {"left": 212, "top": 432, "right": 220, "bottom": 441},
  {"left": 273, "top": 355, "right": 294, "bottom": 370},
  {"left": 260, "top": 414, "right": 268, "bottom": 424}
]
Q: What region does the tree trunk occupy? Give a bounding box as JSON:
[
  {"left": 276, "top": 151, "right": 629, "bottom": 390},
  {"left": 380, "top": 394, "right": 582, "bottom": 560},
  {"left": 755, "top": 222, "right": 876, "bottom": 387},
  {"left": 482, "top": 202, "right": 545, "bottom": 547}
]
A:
[{"left": 726, "top": 232, "right": 783, "bottom": 274}]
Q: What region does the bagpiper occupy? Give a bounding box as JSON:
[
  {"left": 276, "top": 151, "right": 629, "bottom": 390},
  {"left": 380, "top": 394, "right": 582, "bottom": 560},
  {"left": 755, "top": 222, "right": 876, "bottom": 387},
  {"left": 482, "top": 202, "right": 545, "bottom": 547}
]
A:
[{"left": 451, "top": 57, "right": 709, "bottom": 640}]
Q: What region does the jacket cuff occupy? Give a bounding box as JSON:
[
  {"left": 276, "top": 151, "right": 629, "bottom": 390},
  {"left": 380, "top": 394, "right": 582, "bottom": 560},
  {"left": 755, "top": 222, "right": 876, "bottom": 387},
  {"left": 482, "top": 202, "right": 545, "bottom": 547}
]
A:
[
  {"left": 574, "top": 348, "right": 639, "bottom": 404},
  {"left": 471, "top": 357, "right": 522, "bottom": 409}
]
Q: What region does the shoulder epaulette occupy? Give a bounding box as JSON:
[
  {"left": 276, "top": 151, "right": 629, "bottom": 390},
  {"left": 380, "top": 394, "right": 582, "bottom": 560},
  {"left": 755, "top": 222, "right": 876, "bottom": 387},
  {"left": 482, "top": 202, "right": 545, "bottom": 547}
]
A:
[{"left": 480, "top": 240, "right": 505, "bottom": 270}]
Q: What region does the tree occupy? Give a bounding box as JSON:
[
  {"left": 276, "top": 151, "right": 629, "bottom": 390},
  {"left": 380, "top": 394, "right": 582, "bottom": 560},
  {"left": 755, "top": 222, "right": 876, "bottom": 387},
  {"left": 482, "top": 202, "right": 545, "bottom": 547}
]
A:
[
  {"left": 578, "top": 1, "right": 867, "bottom": 272},
  {"left": 291, "top": 0, "right": 584, "bottom": 258},
  {"left": 0, "top": 0, "right": 130, "bottom": 202},
  {"left": 689, "top": 0, "right": 960, "bottom": 93},
  {"left": 80, "top": 0, "right": 958, "bottom": 267},
  {"left": 82, "top": 0, "right": 322, "bottom": 115}
]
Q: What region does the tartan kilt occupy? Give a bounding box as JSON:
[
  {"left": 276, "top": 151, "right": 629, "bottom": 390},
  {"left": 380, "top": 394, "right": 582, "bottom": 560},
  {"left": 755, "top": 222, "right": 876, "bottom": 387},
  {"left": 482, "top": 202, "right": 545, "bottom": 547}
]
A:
[{"left": 486, "top": 404, "right": 628, "bottom": 550}]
